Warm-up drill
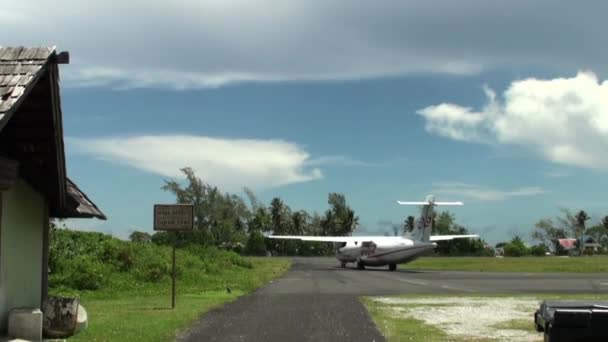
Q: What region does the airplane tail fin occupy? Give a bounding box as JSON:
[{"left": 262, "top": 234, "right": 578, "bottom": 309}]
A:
[{"left": 397, "top": 195, "right": 463, "bottom": 242}]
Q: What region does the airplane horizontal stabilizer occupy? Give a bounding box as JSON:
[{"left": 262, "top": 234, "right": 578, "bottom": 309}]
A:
[
  {"left": 433, "top": 201, "right": 464, "bottom": 206},
  {"left": 397, "top": 201, "right": 464, "bottom": 206},
  {"left": 396, "top": 201, "right": 429, "bottom": 205},
  {"left": 429, "top": 235, "right": 479, "bottom": 241}
]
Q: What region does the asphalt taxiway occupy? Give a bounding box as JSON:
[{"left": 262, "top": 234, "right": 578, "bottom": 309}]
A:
[{"left": 178, "top": 257, "right": 608, "bottom": 342}]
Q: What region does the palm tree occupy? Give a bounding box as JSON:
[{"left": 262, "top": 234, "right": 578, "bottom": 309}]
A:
[
  {"left": 575, "top": 210, "right": 590, "bottom": 255},
  {"left": 404, "top": 216, "right": 416, "bottom": 234}
]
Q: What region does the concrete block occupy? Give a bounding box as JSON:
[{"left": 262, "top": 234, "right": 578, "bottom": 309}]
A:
[
  {"left": 7, "top": 308, "right": 42, "bottom": 342},
  {"left": 74, "top": 304, "right": 88, "bottom": 334}
]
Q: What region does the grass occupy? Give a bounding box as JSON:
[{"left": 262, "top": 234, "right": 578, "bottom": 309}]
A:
[
  {"left": 405, "top": 256, "right": 608, "bottom": 272},
  {"left": 58, "top": 257, "right": 291, "bottom": 342},
  {"left": 362, "top": 294, "right": 608, "bottom": 342},
  {"left": 362, "top": 297, "right": 450, "bottom": 342}
]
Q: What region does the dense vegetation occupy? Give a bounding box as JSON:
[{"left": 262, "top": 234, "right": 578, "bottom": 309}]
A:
[{"left": 49, "top": 227, "right": 255, "bottom": 293}]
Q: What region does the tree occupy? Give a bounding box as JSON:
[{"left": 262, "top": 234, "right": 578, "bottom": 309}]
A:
[
  {"left": 319, "top": 193, "right": 359, "bottom": 237},
  {"left": 248, "top": 208, "right": 271, "bottom": 233},
  {"left": 403, "top": 216, "right": 415, "bottom": 234},
  {"left": 529, "top": 244, "right": 549, "bottom": 256},
  {"left": 243, "top": 187, "right": 262, "bottom": 213},
  {"left": 585, "top": 225, "right": 608, "bottom": 254},
  {"left": 161, "top": 167, "right": 250, "bottom": 246},
  {"left": 129, "top": 231, "right": 151, "bottom": 243},
  {"left": 433, "top": 212, "right": 455, "bottom": 235},
  {"left": 269, "top": 197, "right": 297, "bottom": 254},
  {"left": 246, "top": 230, "right": 266, "bottom": 255},
  {"left": 532, "top": 219, "right": 567, "bottom": 253},
  {"left": 503, "top": 236, "right": 529, "bottom": 257},
  {"left": 575, "top": 210, "right": 590, "bottom": 255}
]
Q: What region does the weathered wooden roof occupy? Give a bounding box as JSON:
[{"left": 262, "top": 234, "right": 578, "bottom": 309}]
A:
[
  {"left": 0, "top": 46, "right": 106, "bottom": 220},
  {"left": 0, "top": 47, "right": 55, "bottom": 125},
  {"left": 64, "top": 178, "right": 107, "bottom": 220}
]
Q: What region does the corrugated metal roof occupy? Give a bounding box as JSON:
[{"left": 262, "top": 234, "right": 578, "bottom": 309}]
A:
[{"left": 0, "top": 46, "right": 54, "bottom": 123}]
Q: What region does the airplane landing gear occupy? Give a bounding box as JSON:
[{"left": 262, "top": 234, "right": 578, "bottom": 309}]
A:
[
  {"left": 340, "top": 262, "right": 346, "bottom": 268},
  {"left": 357, "top": 261, "right": 365, "bottom": 270},
  {"left": 389, "top": 264, "right": 397, "bottom": 272}
]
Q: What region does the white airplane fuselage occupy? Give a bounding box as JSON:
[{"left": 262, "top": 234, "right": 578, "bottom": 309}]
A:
[{"left": 334, "top": 237, "right": 435, "bottom": 267}]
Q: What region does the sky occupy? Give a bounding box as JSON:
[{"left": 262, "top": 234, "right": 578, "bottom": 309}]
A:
[{"left": 5, "top": 1, "right": 608, "bottom": 244}]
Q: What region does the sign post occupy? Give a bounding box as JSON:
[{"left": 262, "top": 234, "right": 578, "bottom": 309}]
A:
[{"left": 153, "top": 204, "right": 194, "bottom": 309}]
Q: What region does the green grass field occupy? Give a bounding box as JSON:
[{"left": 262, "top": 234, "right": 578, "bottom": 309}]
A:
[
  {"left": 406, "top": 256, "right": 608, "bottom": 273},
  {"left": 62, "top": 257, "right": 291, "bottom": 341}
]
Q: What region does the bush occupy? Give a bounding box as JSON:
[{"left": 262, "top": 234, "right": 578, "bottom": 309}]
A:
[
  {"left": 503, "top": 236, "right": 529, "bottom": 257},
  {"left": 116, "top": 245, "right": 136, "bottom": 271},
  {"left": 246, "top": 230, "right": 266, "bottom": 256},
  {"left": 48, "top": 228, "right": 256, "bottom": 293},
  {"left": 50, "top": 256, "right": 110, "bottom": 290},
  {"left": 132, "top": 246, "right": 171, "bottom": 282},
  {"left": 530, "top": 244, "right": 549, "bottom": 256}
]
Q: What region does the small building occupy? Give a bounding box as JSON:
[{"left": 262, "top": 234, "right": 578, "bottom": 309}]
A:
[
  {"left": 558, "top": 238, "right": 577, "bottom": 252},
  {"left": 558, "top": 236, "right": 601, "bottom": 255},
  {"left": 581, "top": 235, "right": 602, "bottom": 253},
  {"left": 0, "top": 47, "right": 105, "bottom": 335}
]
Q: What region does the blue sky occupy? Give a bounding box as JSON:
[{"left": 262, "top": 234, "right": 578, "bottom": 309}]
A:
[{"left": 6, "top": 1, "right": 608, "bottom": 243}]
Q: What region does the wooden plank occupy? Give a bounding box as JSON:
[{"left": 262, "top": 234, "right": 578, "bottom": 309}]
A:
[
  {"left": 0, "top": 75, "right": 13, "bottom": 85},
  {"left": 0, "top": 47, "right": 23, "bottom": 61},
  {"left": 34, "top": 48, "right": 53, "bottom": 60},
  {"left": 18, "top": 75, "right": 33, "bottom": 86},
  {"left": 9, "top": 86, "right": 24, "bottom": 99},
  {"left": 18, "top": 65, "right": 43, "bottom": 75},
  {"left": 0, "top": 98, "right": 15, "bottom": 113},
  {"left": 0, "top": 86, "right": 13, "bottom": 97},
  {"left": 0, "top": 64, "right": 17, "bottom": 75},
  {"left": 17, "top": 48, "right": 33, "bottom": 60},
  {"left": 7, "top": 75, "right": 21, "bottom": 86}
]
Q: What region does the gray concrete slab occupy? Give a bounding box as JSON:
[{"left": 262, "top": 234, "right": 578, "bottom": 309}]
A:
[{"left": 178, "top": 257, "right": 608, "bottom": 341}]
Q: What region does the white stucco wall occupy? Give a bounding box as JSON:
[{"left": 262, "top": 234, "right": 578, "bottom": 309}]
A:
[{"left": 0, "top": 179, "right": 45, "bottom": 332}]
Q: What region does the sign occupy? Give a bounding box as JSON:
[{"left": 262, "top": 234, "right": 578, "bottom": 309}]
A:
[{"left": 154, "top": 204, "right": 194, "bottom": 231}]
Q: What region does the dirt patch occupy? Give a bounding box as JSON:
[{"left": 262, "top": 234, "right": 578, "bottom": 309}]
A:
[{"left": 371, "top": 297, "right": 542, "bottom": 342}]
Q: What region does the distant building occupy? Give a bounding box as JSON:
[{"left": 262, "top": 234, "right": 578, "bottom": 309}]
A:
[
  {"left": 558, "top": 236, "right": 601, "bottom": 255},
  {"left": 0, "top": 47, "right": 105, "bottom": 334}
]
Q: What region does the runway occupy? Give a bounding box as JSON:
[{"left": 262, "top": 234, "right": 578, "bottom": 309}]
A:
[{"left": 178, "top": 257, "right": 608, "bottom": 342}]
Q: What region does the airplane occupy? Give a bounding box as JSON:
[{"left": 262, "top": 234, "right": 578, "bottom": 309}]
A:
[{"left": 269, "top": 195, "right": 479, "bottom": 271}]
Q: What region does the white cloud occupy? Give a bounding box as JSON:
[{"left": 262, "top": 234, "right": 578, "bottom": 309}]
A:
[
  {"left": 417, "top": 72, "right": 608, "bottom": 170},
  {"left": 432, "top": 182, "right": 546, "bottom": 201},
  {"left": 3, "top": 1, "right": 607, "bottom": 89},
  {"left": 67, "top": 135, "right": 323, "bottom": 191}
]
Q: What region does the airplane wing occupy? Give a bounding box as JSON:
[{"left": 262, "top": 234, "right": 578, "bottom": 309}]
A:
[
  {"left": 433, "top": 201, "right": 464, "bottom": 206},
  {"left": 397, "top": 201, "right": 430, "bottom": 205},
  {"left": 269, "top": 235, "right": 366, "bottom": 243},
  {"left": 430, "top": 235, "right": 479, "bottom": 241}
]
